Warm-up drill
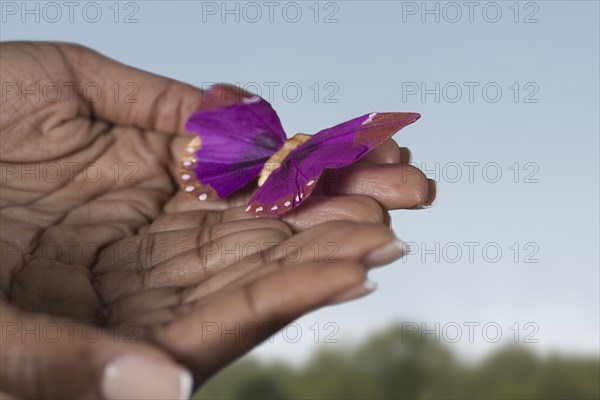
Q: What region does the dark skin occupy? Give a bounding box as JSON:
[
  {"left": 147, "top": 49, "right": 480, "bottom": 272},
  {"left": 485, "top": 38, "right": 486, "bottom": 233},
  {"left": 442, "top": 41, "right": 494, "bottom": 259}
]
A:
[{"left": 0, "top": 42, "right": 435, "bottom": 399}]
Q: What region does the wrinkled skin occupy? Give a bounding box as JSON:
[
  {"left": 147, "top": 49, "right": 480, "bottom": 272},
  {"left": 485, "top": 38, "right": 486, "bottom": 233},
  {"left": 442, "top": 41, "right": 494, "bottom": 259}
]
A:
[{"left": 0, "top": 42, "right": 435, "bottom": 399}]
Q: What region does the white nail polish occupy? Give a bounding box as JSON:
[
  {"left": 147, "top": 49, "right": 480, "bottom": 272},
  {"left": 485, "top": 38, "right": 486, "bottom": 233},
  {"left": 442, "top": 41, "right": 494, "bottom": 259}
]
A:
[
  {"left": 101, "top": 355, "right": 193, "bottom": 400},
  {"left": 362, "top": 239, "right": 407, "bottom": 268},
  {"left": 329, "top": 280, "right": 378, "bottom": 305},
  {"left": 416, "top": 179, "right": 438, "bottom": 209}
]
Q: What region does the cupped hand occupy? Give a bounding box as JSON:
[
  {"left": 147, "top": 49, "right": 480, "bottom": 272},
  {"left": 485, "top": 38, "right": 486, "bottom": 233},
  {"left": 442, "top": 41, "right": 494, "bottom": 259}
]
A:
[{"left": 0, "top": 42, "right": 436, "bottom": 399}]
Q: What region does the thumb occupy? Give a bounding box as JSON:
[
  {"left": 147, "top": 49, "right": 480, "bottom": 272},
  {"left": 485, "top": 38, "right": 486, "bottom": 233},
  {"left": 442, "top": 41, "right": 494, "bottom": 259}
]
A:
[
  {"left": 56, "top": 43, "right": 253, "bottom": 136},
  {"left": 0, "top": 303, "right": 192, "bottom": 400}
]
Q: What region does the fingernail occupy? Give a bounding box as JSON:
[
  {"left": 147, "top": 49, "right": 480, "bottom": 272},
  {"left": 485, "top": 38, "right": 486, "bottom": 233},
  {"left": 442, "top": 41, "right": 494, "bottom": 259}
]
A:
[
  {"left": 422, "top": 179, "right": 437, "bottom": 208},
  {"left": 399, "top": 147, "right": 412, "bottom": 164},
  {"left": 362, "top": 238, "right": 407, "bottom": 268},
  {"left": 329, "top": 280, "right": 378, "bottom": 305},
  {"left": 383, "top": 211, "right": 392, "bottom": 230},
  {"left": 101, "top": 355, "right": 193, "bottom": 400}
]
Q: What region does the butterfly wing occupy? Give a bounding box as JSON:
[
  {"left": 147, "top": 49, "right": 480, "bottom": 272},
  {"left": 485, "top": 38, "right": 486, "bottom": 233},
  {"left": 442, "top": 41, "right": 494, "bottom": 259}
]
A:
[
  {"left": 246, "top": 112, "right": 420, "bottom": 217},
  {"left": 179, "top": 88, "right": 287, "bottom": 200}
]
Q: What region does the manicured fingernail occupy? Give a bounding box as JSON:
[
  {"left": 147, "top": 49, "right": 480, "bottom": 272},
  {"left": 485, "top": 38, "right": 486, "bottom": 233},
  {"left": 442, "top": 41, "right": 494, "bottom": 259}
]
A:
[
  {"left": 329, "top": 280, "right": 378, "bottom": 305},
  {"left": 423, "top": 179, "right": 437, "bottom": 208},
  {"left": 101, "top": 355, "right": 193, "bottom": 400},
  {"left": 362, "top": 239, "right": 407, "bottom": 268},
  {"left": 399, "top": 147, "right": 412, "bottom": 164}
]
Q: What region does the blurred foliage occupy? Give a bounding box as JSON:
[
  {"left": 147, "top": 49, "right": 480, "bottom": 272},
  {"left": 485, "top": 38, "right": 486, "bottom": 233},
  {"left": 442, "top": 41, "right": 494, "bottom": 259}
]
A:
[{"left": 194, "top": 324, "right": 599, "bottom": 399}]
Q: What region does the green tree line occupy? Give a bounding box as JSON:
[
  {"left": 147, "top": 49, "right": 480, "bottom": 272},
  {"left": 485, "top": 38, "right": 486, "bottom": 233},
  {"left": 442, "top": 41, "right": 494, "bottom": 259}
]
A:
[{"left": 195, "top": 324, "right": 599, "bottom": 399}]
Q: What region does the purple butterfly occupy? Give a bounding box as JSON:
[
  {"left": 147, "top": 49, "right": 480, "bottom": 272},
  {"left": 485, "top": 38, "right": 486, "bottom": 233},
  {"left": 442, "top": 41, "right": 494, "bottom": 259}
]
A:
[{"left": 179, "top": 85, "right": 420, "bottom": 217}]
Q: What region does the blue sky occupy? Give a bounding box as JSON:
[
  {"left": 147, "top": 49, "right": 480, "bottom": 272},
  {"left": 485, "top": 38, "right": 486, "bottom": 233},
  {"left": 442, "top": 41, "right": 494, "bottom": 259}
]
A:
[{"left": 2, "top": 0, "right": 598, "bottom": 363}]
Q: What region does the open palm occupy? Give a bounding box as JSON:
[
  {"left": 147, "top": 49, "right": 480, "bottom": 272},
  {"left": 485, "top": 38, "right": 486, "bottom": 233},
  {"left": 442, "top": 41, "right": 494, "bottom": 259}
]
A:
[{"left": 0, "top": 42, "right": 435, "bottom": 399}]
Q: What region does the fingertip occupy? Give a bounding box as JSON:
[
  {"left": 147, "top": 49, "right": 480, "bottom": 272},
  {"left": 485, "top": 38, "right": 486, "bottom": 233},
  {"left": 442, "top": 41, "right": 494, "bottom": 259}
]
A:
[
  {"left": 359, "top": 139, "right": 400, "bottom": 164},
  {"left": 101, "top": 354, "right": 193, "bottom": 400},
  {"left": 362, "top": 238, "right": 407, "bottom": 268},
  {"left": 328, "top": 279, "right": 378, "bottom": 305},
  {"left": 398, "top": 147, "right": 412, "bottom": 164},
  {"left": 281, "top": 195, "right": 385, "bottom": 232},
  {"left": 412, "top": 179, "right": 438, "bottom": 210}
]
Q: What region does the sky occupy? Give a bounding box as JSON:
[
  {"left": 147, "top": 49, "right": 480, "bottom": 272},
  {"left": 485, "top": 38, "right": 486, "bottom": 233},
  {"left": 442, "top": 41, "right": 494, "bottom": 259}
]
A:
[{"left": 1, "top": 0, "right": 598, "bottom": 364}]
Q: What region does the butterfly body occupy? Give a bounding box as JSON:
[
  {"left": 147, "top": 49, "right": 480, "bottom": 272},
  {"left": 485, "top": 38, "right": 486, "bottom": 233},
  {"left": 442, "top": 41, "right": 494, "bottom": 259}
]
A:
[
  {"left": 258, "top": 133, "right": 311, "bottom": 187},
  {"left": 179, "top": 86, "right": 420, "bottom": 217}
]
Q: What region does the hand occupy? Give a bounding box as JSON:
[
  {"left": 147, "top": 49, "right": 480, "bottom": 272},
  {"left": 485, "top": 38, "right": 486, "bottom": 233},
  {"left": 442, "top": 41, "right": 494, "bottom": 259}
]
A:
[{"left": 0, "top": 42, "right": 436, "bottom": 399}]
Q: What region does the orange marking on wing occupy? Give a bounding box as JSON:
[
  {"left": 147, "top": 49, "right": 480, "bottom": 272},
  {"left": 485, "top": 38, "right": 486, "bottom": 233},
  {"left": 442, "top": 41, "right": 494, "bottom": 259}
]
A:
[{"left": 178, "top": 136, "right": 220, "bottom": 201}]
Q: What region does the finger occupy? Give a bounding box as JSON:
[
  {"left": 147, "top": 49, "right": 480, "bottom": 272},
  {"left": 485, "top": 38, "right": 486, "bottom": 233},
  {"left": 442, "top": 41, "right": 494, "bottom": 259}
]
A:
[
  {"left": 281, "top": 195, "right": 385, "bottom": 232},
  {"left": 105, "top": 222, "right": 405, "bottom": 326},
  {"left": 383, "top": 210, "right": 392, "bottom": 229},
  {"left": 398, "top": 147, "right": 412, "bottom": 164},
  {"left": 93, "top": 227, "right": 291, "bottom": 305},
  {"left": 182, "top": 221, "right": 404, "bottom": 303},
  {"left": 152, "top": 193, "right": 386, "bottom": 235},
  {"left": 165, "top": 163, "right": 436, "bottom": 221},
  {"left": 325, "top": 163, "right": 437, "bottom": 210},
  {"left": 359, "top": 139, "right": 400, "bottom": 164},
  {"left": 0, "top": 302, "right": 192, "bottom": 400},
  {"left": 58, "top": 43, "right": 252, "bottom": 135},
  {"left": 94, "top": 219, "right": 291, "bottom": 275},
  {"left": 148, "top": 258, "right": 368, "bottom": 383},
  {"left": 150, "top": 245, "right": 386, "bottom": 382}
]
